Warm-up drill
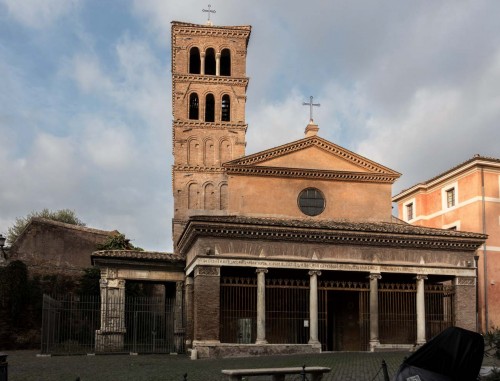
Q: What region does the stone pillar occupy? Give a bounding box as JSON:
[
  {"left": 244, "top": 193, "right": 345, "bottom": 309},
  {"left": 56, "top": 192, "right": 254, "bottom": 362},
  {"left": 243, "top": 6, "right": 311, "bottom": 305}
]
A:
[
  {"left": 174, "top": 281, "right": 185, "bottom": 352},
  {"left": 308, "top": 270, "right": 321, "bottom": 345},
  {"left": 184, "top": 276, "right": 194, "bottom": 349},
  {"left": 95, "top": 269, "right": 126, "bottom": 352},
  {"left": 416, "top": 274, "right": 427, "bottom": 345},
  {"left": 454, "top": 276, "right": 477, "bottom": 331},
  {"left": 215, "top": 52, "right": 221, "bottom": 76},
  {"left": 193, "top": 266, "right": 220, "bottom": 343},
  {"left": 369, "top": 273, "right": 381, "bottom": 351},
  {"left": 256, "top": 268, "right": 268, "bottom": 344},
  {"left": 200, "top": 52, "right": 205, "bottom": 75}
]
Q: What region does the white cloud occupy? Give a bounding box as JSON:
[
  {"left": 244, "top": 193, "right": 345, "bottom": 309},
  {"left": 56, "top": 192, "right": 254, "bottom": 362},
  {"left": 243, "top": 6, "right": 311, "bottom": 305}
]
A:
[{"left": 0, "top": 0, "right": 79, "bottom": 29}]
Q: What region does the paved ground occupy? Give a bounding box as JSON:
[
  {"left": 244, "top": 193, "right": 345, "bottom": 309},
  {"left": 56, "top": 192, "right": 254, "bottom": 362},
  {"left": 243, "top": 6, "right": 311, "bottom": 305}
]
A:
[{"left": 3, "top": 350, "right": 499, "bottom": 381}]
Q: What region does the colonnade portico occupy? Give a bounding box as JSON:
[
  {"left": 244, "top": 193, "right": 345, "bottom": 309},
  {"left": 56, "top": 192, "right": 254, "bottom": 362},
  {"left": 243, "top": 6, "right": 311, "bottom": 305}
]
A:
[{"left": 188, "top": 259, "right": 464, "bottom": 355}]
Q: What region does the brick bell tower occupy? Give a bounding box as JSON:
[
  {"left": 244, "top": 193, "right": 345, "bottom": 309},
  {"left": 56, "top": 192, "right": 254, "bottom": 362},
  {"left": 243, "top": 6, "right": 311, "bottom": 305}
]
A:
[{"left": 171, "top": 21, "right": 251, "bottom": 253}]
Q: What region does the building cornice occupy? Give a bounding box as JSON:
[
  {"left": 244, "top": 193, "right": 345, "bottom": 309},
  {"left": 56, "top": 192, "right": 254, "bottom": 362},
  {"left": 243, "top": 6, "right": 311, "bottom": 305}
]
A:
[
  {"left": 177, "top": 216, "right": 486, "bottom": 255},
  {"left": 393, "top": 156, "right": 500, "bottom": 202},
  {"left": 224, "top": 165, "right": 399, "bottom": 183},
  {"left": 173, "top": 74, "right": 249, "bottom": 87}
]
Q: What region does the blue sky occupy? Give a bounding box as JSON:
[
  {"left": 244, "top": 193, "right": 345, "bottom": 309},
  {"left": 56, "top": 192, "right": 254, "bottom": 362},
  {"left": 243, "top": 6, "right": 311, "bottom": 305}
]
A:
[{"left": 1, "top": 0, "right": 499, "bottom": 251}]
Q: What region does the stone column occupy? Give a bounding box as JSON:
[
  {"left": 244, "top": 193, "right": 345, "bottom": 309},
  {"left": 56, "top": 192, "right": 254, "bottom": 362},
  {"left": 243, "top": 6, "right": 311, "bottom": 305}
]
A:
[
  {"left": 184, "top": 276, "right": 194, "bottom": 349},
  {"left": 369, "top": 273, "right": 382, "bottom": 351},
  {"left": 95, "top": 269, "right": 126, "bottom": 352},
  {"left": 416, "top": 274, "right": 428, "bottom": 345},
  {"left": 174, "top": 281, "right": 185, "bottom": 353},
  {"left": 308, "top": 270, "right": 321, "bottom": 345},
  {"left": 256, "top": 268, "right": 268, "bottom": 344},
  {"left": 215, "top": 52, "right": 221, "bottom": 76},
  {"left": 200, "top": 52, "right": 205, "bottom": 75}
]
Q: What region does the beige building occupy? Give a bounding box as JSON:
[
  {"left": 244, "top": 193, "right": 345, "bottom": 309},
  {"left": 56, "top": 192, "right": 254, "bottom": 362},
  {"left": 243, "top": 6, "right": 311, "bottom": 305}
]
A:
[
  {"left": 393, "top": 156, "right": 500, "bottom": 332},
  {"left": 89, "top": 20, "right": 486, "bottom": 358}
]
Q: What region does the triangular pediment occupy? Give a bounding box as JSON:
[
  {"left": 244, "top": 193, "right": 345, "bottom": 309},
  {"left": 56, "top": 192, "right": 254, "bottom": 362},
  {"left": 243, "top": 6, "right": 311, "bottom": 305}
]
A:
[{"left": 224, "top": 136, "right": 400, "bottom": 180}]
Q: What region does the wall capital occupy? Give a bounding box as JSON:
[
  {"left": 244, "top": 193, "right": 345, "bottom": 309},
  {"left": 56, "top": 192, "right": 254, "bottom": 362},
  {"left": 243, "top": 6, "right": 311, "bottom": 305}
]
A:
[{"left": 308, "top": 270, "right": 322, "bottom": 277}]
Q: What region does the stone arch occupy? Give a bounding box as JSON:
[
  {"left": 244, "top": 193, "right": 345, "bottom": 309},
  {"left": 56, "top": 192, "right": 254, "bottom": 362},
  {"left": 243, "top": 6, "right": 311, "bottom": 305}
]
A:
[
  {"left": 204, "top": 138, "right": 215, "bottom": 167},
  {"left": 189, "top": 93, "right": 199, "bottom": 120},
  {"left": 205, "top": 48, "right": 216, "bottom": 75},
  {"left": 203, "top": 182, "right": 216, "bottom": 210},
  {"left": 188, "top": 138, "right": 201, "bottom": 165},
  {"left": 219, "top": 182, "right": 228, "bottom": 210},
  {"left": 219, "top": 138, "right": 232, "bottom": 164},
  {"left": 205, "top": 93, "right": 215, "bottom": 122},
  {"left": 189, "top": 47, "right": 201, "bottom": 74},
  {"left": 188, "top": 182, "right": 200, "bottom": 210},
  {"left": 220, "top": 48, "right": 231, "bottom": 76},
  {"left": 221, "top": 94, "right": 230, "bottom": 122}
]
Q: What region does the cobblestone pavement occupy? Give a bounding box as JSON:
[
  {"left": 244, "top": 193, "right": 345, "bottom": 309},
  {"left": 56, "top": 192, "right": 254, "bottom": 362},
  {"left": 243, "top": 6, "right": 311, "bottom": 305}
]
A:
[{"left": 4, "top": 350, "right": 498, "bottom": 381}]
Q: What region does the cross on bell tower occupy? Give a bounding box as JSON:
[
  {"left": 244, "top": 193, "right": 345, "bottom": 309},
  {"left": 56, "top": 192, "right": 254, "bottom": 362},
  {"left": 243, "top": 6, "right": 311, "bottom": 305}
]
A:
[{"left": 202, "top": 4, "right": 216, "bottom": 25}]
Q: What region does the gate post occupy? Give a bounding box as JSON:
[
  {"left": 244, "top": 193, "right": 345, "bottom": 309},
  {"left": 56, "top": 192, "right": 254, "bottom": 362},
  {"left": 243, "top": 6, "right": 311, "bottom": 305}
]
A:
[{"left": 95, "top": 269, "right": 126, "bottom": 352}]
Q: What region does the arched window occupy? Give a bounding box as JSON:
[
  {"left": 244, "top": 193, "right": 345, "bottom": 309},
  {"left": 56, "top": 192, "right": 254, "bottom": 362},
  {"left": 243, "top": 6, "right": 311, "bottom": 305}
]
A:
[
  {"left": 204, "top": 139, "right": 215, "bottom": 166},
  {"left": 221, "top": 94, "right": 230, "bottom": 121},
  {"left": 204, "top": 183, "right": 215, "bottom": 210},
  {"left": 205, "top": 48, "right": 216, "bottom": 75},
  {"left": 189, "top": 93, "right": 199, "bottom": 120},
  {"left": 220, "top": 139, "right": 232, "bottom": 164},
  {"left": 220, "top": 49, "right": 231, "bottom": 76},
  {"left": 205, "top": 94, "right": 215, "bottom": 122},
  {"left": 220, "top": 183, "right": 228, "bottom": 210},
  {"left": 188, "top": 183, "right": 200, "bottom": 209},
  {"left": 188, "top": 139, "right": 201, "bottom": 165},
  {"left": 189, "top": 47, "right": 200, "bottom": 74}
]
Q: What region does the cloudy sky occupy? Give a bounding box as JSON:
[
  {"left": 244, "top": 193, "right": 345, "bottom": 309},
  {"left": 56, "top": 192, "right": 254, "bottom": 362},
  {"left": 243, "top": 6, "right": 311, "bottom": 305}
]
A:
[{"left": 1, "top": 0, "right": 499, "bottom": 251}]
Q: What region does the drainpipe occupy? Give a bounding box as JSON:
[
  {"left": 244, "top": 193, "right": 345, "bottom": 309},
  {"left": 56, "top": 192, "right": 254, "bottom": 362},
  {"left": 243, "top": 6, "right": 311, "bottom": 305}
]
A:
[{"left": 481, "top": 167, "right": 489, "bottom": 332}]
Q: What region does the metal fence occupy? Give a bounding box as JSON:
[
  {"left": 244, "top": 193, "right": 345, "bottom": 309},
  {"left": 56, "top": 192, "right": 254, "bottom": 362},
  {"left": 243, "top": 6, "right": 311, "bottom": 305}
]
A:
[{"left": 41, "top": 294, "right": 184, "bottom": 355}]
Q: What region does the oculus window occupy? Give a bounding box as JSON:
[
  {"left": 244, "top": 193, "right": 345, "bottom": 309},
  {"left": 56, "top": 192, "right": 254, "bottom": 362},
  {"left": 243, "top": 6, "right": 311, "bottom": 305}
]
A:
[{"left": 298, "top": 188, "right": 325, "bottom": 216}]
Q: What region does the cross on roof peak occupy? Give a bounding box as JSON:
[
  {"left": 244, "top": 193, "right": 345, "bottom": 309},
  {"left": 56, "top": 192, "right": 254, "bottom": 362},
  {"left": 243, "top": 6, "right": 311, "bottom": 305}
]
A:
[
  {"left": 202, "top": 4, "right": 216, "bottom": 25},
  {"left": 302, "top": 96, "right": 320, "bottom": 123}
]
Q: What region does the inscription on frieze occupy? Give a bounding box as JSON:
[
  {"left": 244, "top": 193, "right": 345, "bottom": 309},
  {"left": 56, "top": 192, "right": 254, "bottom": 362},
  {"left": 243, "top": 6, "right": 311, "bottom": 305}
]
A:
[{"left": 188, "top": 257, "right": 475, "bottom": 277}]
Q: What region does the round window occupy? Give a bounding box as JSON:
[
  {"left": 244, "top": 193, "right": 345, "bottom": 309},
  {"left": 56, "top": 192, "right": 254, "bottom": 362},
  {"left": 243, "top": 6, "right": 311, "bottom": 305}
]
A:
[{"left": 297, "top": 188, "right": 325, "bottom": 216}]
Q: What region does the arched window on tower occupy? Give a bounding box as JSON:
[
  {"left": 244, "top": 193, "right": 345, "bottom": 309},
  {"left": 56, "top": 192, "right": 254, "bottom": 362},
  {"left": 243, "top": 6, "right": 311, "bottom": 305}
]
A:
[
  {"left": 220, "top": 49, "right": 231, "bottom": 76},
  {"left": 189, "top": 93, "right": 199, "bottom": 120},
  {"left": 220, "top": 183, "right": 228, "bottom": 210},
  {"left": 221, "top": 94, "right": 230, "bottom": 121},
  {"left": 189, "top": 47, "right": 200, "bottom": 74},
  {"left": 188, "top": 183, "right": 200, "bottom": 209},
  {"left": 205, "top": 48, "right": 216, "bottom": 75},
  {"left": 205, "top": 94, "right": 215, "bottom": 122},
  {"left": 204, "top": 183, "right": 215, "bottom": 210}
]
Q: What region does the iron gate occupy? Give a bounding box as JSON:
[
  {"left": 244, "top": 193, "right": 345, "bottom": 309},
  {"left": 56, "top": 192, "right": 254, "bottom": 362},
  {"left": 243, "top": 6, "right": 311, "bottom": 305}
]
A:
[{"left": 41, "top": 294, "right": 184, "bottom": 355}]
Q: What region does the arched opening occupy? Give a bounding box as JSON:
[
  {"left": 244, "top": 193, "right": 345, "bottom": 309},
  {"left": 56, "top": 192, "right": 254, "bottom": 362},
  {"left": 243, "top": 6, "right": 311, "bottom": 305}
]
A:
[
  {"left": 188, "top": 139, "right": 201, "bottom": 165},
  {"left": 220, "top": 139, "right": 232, "bottom": 164},
  {"left": 220, "top": 49, "right": 231, "bottom": 76},
  {"left": 189, "top": 47, "right": 200, "bottom": 74},
  {"left": 220, "top": 183, "right": 228, "bottom": 210},
  {"left": 204, "top": 139, "right": 215, "bottom": 166},
  {"left": 188, "top": 183, "right": 200, "bottom": 209},
  {"left": 204, "top": 183, "right": 216, "bottom": 210},
  {"left": 189, "top": 93, "right": 199, "bottom": 120},
  {"left": 205, "top": 94, "right": 215, "bottom": 122},
  {"left": 205, "top": 48, "right": 216, "bottom": 75},
  {"left": 221, "top": 94, "right": 230, "bottom": 122}
]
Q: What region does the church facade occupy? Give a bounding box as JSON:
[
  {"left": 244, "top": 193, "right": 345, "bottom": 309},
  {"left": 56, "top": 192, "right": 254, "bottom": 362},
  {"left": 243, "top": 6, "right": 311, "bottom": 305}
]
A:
[{"left": 92, "top": 20, "right": 486, "bottom": 359}]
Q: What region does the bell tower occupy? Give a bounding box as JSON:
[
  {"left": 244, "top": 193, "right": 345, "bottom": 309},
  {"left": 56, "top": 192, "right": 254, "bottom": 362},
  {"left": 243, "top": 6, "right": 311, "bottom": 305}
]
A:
[{"left": 171, "top": 21, "right": 251, "bottom": 253}]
